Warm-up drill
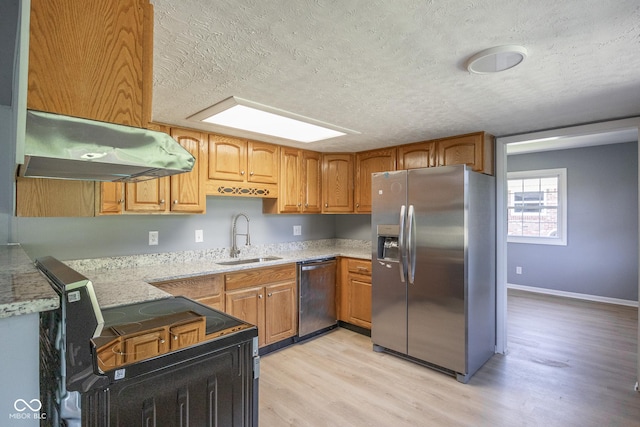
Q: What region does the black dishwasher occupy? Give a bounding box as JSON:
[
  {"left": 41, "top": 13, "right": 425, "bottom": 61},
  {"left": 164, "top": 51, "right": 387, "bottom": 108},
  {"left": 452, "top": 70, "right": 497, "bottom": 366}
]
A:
[{"left": 297, "top": 258, "right": 337, "bottom": 340}]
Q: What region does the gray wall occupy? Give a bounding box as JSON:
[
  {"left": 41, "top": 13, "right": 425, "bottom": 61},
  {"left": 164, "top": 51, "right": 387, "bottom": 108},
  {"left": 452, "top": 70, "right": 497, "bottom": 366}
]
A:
[
  {"left": 507, "top": 142, "right": 638, "bottom": 301},
  {"left": 334, "top": 214, "right": 371, "bottom": 241},
  {"left": 17, "top": 197, "right": 336, "bottom": 260}
]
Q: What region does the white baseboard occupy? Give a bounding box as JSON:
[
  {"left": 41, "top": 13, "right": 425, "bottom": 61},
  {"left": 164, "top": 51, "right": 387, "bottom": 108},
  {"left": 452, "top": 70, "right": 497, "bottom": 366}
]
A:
[{"left": 507, "top": 283, "right": 638, "bottom": 307}]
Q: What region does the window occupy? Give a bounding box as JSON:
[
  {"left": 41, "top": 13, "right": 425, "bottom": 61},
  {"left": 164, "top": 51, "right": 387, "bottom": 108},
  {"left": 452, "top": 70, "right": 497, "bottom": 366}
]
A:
[{"left": 507, "top": 168, "right": 567, "bottom": 245}]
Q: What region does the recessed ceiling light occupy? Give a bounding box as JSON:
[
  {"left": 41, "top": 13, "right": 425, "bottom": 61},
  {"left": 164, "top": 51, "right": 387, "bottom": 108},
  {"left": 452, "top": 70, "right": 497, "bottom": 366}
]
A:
[
  {"left": 188, "top": 97, "right": 359, "bottom": 143},
  {"left": 466, "top": 45, "right": 527, "bottom": 74}
]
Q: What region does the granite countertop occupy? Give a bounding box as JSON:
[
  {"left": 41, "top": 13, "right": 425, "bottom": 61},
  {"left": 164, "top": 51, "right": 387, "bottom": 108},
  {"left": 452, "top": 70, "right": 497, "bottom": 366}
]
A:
[
  {"left": 65, "top": 239, "right": 372, "bottom": 308},
  {"left": 0, "top": 244, "right": 59, "bottom": 319}
]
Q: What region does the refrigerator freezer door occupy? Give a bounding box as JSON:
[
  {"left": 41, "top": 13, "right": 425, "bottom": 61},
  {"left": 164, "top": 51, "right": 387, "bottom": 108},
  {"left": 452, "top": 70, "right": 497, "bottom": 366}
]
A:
[
  {"left": 407, "top": 166, "right": 467, "bottom": 374},
  {"left": 371, "top": 170, "right": 408, "bottom": 354}
]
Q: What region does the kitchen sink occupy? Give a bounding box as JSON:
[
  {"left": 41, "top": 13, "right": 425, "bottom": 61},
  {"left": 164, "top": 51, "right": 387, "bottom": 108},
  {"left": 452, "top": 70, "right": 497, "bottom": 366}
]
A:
[{"left": 216, "top": 256, "right": 282, "bottom": 266}]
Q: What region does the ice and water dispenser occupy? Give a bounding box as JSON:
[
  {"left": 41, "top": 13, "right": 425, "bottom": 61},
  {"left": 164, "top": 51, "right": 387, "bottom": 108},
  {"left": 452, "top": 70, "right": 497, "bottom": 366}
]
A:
[{"left": 376, "top": 224, "right": 401, "bottom": 261}]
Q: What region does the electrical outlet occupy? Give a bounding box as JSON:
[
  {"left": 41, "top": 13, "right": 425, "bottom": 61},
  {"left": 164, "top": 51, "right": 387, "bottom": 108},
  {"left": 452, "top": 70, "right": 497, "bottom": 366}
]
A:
[
  {"left": 149, "top": 231, "right": 159, "bottom": 246},
  {"left": 516, "top": 266, "right": 522, "bottom": 275},
  {"left": 293, "top": 225, "right": 302, "bottom": 236},
  {"left": 195, "top": 229, "right": 204, "bottom": 243}
]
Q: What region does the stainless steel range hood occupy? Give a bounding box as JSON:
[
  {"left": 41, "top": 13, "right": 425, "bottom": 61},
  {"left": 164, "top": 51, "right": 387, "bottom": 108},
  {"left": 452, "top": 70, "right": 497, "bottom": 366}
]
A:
[{"left": 18, "top": 110, "right": 195, "bottom": 182}]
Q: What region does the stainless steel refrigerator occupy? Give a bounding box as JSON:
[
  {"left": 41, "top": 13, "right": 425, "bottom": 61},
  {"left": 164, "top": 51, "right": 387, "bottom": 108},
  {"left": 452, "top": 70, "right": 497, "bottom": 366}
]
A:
[{"left": 371, "top": 164, "right": 495, "bottom": 383}]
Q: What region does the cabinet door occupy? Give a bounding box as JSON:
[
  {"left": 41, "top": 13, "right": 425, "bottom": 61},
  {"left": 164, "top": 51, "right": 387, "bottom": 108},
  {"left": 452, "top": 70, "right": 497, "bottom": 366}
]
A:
[
  {"left": 125, "top": 178, "right": 169, "bottom": 212},
  {"left": 170, "top": 128, "right": 207, "bottom": 213},
  {"left": 169, "top": 318, "right": 205, "bottom": 350},
  {"left": 28, "top": 0, "right": 149, "bottom": 126},
  {"left": 248, "top": 141, "right": 279, "bottom": 184},
  {"left": 96, "top": 338, "right": 123, "bottom": 371},
  {"left": 347, "top": 274, "right": 372, "bottom": 329},
  {"left": 322, "top": 153, "right": 354, "bottom": 213},
  {"left": 16, "top": 178, "right": 95, "bottom": 217},
  {"left": 278, "top": 147, "right": 302, "bottom": 213},
  {"left": 398, "top": 141, "right": 436, "bottom": 170},
  {"left": 225, "top": 287, "right": 265, "bottom": 346},
  {"left": 208, "top": 135, "right": 247, "bottom": 181},
  {"left": 436, "top": 132, "right": 494, "bottom": 175},
  {"left": 97, "top": 182, "right": 123, "bottom": 215},
  {"left": 355, "top": 148, "right": 396, "bottom": 213},
  {"left": 302, "top": 150, "right": 322, "bottom": 213},
  {"left": 264, "top": 281, "right": 297, "bottom": 345},
  {"left": 123, "top": 328, "right": 169, "bottom": 364}
]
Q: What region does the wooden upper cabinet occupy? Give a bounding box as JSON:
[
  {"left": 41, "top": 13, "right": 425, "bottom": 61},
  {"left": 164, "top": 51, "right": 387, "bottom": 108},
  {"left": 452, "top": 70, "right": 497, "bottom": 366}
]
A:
[
  {"left": 28, "top": 0, "right": 153, "bottom": 127},
  {"left": 170, "top": 128, "right": 207, "bottom": 213},
  {"left": 322, "top": 154, "right": 354, "bottom": 213},
  {"left": 248, "top": 142, "right": 279, "bottom": 184},
  {"left": 354, "top": 148, "right": 396, "bottom": 213},
  {"left": 19, "top": 0, "right": 154, "bottom": 217},
  {"left": 125, "top": 178, "right": 169, "bottom": 213},
  {"left": 301, "top": 150, "right": 322, "bottom": 213},
  {"left": 266, "top": 148, "right": 321, "bottom": 214},
  {"left": 208, "top": 135, "right": 247, "bottom": 182},
  {"left": 398, "top": 141, "right": 436, "bottom": 170},
  {"left": 435, "top": 132, "right": 494, "bottom": 175},
  {"left": 96, "top": 182, "right": 124, "bottom": 215},
  {"left": 208, "top": 135, "right": 279, "bottom": 184},
  {"left": 276, "top": 147, "right": 302, "bottom": 213},
  {"left": 207, "top": 134, "right": 279, "bottom": 198}
]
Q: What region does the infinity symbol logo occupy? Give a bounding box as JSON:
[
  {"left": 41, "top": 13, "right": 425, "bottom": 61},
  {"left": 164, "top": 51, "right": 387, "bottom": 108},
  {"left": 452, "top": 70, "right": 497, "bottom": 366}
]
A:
[{"left": 14, "top": 399, "right": 42, "bottom": 412}]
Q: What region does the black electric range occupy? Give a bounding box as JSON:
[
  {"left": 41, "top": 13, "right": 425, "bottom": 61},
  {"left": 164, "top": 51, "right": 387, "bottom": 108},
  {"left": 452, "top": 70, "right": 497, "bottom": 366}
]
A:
[{"left": 38, "top": 256, "right": 259, "bottom": 427}]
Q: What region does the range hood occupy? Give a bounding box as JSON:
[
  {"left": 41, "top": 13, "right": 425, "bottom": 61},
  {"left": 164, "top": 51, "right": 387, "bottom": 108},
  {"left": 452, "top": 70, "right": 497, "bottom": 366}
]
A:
[{"left": 18, "top": 110, "right": 195, "bottom": 182}]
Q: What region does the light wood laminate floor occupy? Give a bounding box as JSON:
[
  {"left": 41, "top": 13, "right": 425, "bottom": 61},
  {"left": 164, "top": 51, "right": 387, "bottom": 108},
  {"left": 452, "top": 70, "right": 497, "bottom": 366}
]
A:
[{"left": 259, "top": 289, "right": 639, "bottom": 426}]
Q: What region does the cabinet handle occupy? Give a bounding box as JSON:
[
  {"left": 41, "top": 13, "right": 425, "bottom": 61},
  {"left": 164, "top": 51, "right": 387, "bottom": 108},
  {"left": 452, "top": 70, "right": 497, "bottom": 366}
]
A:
[
  {"left": 305, "top": 203, "right": 308, "bottom": 207},
  {"left": 250, "top": 171, "right": 254, "bottom": 176},
  {"left": 258, "top": 294, "right": 263, "bottom": 299},
  {"left": 160, "top": 199, "right": 165, "bottom": 204},
  {"left": 173, "top": 200, "right": 178, "bottom": 204},
  {"left": 117, "top": 199, "right": 123, "bottom": 204},
  {"left": 325, "top": 203, "right": 328, "bottom": 208},
  {"left": 298, "top": 203, "right": 302, "bottom": 207},
  {"left": 356, "top": 203, "right": 360, "bottom": 208},
  {"left": 268, "top": 293, "right": 273, "bottom": 297},
  {"left": 241, "top": 170, "right": 245, "bottom": 175}
]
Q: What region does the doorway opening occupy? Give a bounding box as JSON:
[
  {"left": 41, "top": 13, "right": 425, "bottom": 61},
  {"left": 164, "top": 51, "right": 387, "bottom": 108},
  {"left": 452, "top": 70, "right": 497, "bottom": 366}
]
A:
[{"left": 495, "top": 117, "right": 640, "bottom": 390}]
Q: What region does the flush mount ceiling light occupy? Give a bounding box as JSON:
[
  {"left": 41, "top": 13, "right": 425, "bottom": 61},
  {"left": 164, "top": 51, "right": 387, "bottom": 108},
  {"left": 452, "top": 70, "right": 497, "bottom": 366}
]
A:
[
  {"left": 466, "top": 45, "right": 527, "bottom": 74},
  {"left": 188, "top": 97, "right": 359, "bottom": 143}
]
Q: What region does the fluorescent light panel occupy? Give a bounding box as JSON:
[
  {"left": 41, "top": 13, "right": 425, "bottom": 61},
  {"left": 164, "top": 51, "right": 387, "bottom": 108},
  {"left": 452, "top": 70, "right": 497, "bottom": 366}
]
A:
[{"left": 191, "top": 97, "right": 356, "bottom": 143}]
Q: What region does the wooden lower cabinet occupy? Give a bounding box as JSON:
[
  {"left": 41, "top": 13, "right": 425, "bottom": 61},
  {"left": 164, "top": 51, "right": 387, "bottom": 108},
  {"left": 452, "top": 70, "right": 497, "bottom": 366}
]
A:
[
  {"left": 123, "top": 327, "right": 169, "bottom": 364},
  {"left": 225, "top": 264, "right": 297, "bottom": 347},
  {"left": 169, "top": 317, "right": 206, "bottom": 350},
  {"left": 95, "top": 312, "right": 206, "bottom": 372},
  {"left": 338, "top": 258, "right": 372, "bottom": 329}
]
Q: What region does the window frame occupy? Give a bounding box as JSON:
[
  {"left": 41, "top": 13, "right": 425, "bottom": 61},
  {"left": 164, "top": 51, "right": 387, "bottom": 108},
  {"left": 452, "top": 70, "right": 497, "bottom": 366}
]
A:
[{"left": 507, "top": 168, "right": 567, "bottom": 246}]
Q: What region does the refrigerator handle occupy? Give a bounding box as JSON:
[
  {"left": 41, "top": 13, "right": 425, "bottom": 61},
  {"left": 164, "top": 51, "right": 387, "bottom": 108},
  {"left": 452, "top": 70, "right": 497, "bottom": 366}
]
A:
[
  {"left": 407, "top": 204, "right": 416, "bottom": 285},
  {"left": 398, "top": 204, "right": 406, "bottom": 283}
]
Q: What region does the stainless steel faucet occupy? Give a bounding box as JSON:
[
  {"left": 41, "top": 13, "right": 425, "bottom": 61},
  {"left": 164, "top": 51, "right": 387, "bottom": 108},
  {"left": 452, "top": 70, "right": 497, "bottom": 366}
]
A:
[{"left": 230, "top": 213, "right": 251, "bottom": 258}]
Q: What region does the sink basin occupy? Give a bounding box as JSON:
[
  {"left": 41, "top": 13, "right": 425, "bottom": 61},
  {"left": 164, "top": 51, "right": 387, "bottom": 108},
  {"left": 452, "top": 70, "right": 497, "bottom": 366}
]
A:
[{"left": 216, "top": 256, "right": 282, "bottom": 266}]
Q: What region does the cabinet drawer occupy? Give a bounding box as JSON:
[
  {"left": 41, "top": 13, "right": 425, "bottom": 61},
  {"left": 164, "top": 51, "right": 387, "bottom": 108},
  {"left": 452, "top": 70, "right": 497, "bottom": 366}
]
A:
[
  {"left": 347, "top": 259, "right": 371, "bottom": 275},
  {"left": 225, "top": 264, "right": 296, "bottom": 291}
]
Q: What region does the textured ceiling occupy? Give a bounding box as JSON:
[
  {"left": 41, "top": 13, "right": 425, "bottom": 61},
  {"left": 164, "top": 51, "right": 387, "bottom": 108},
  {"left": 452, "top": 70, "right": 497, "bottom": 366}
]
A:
[{"left": 150, "top": 0, "right": 640, "bottom": 152}]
